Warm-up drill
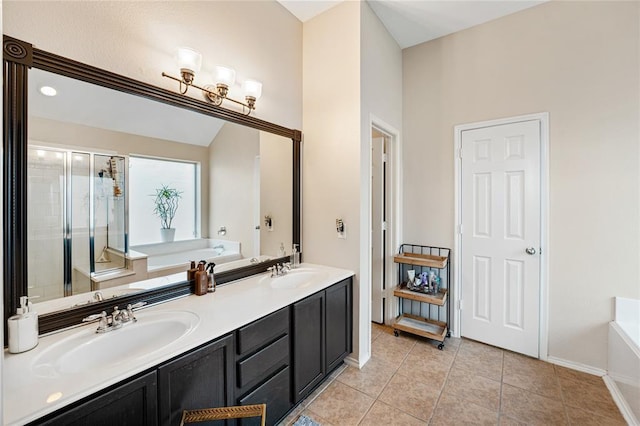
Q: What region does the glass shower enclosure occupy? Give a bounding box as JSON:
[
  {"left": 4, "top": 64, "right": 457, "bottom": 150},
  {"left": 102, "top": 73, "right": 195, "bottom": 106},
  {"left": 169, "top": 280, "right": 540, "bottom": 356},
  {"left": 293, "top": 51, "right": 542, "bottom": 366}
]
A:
[{"left": 27, "top": 146, "right": 128, "bottom": 302}]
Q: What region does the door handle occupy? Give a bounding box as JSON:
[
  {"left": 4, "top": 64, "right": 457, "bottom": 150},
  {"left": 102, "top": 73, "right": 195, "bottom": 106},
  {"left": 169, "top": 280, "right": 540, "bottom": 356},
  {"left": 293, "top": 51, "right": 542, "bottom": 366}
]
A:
[{"left": 525, "top": 247, "right": 536, "bottom": 255}]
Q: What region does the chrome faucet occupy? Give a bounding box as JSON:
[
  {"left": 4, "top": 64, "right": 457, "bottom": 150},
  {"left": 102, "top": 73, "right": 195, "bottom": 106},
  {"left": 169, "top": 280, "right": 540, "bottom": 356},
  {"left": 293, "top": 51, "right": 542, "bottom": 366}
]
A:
[
  {"left": 268, "top": 262, "right": 291, "bottom": 278},
  {"left": 82, "top": 302, "right": 147, "bottom": 333},
  {"left": 93, "top": 291, "right": 104, "bottom": 302}
]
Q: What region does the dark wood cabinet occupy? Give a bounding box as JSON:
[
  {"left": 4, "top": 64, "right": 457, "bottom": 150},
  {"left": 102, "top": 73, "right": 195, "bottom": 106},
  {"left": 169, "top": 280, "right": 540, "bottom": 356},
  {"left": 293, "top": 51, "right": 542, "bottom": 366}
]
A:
[
  {"left": 235, "top": 307, "right": 292, "bottom": 425},
  {"left": 292, "top": 276, "right": 353, "bottom": 403},
  {"left": 28, "top": 276, "right": 353, "bottom": 426},
  {"left": 292, "top": 290, "right": 325, "bottom": 403},
  {"left": 326, "top": 278, "right": 353, "bottom": 372},
  {"left": 238, "top": 366, "right": 291, "bottom": 426},
  {"left": 31, "top": 371, "right": 158, "bottom": 426},
  {"left": 158, "top": 334, "right": 234, "bottom": 426}
]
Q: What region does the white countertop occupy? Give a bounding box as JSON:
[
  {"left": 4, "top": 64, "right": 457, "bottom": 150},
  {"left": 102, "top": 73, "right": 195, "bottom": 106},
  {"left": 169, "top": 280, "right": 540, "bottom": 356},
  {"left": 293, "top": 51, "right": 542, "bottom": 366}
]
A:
[{"left": 3, "top": 263, "right": 354, "bottom": 426}]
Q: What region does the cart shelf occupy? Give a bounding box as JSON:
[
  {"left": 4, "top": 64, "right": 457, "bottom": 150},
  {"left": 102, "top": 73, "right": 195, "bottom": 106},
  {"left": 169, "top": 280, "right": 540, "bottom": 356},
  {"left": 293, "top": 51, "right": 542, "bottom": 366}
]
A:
[
  {"left": 393, "top": 252, "right": 448, "bottom": 269},
  {"left": 394, "top": 285, "right": 447, "bottom": 306},
  {"left": 392, "top": 314, "right": 448, "bottom": 342}
]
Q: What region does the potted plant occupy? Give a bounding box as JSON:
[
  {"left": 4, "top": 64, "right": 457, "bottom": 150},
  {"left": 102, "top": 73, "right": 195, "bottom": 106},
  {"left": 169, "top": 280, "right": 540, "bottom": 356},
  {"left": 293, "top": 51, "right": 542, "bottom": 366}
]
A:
[{"left": 152, "top": 184, "right": 182, "bottom": 242}]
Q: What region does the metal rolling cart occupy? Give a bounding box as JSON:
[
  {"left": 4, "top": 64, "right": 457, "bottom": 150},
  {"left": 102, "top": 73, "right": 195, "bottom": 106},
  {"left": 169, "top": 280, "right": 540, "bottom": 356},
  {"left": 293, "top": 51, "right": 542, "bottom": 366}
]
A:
[{"left": 392, "top": 244, "right": 451, "bottom": 350}]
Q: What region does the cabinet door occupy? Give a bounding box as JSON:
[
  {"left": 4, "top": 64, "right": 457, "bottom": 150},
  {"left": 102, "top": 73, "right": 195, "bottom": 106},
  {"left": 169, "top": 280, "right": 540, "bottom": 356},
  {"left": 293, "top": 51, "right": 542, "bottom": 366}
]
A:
[
  {"left": 32, "top": 371, "right": 157, "bottom": 426},
  {"left": 158, "top": 334, "right": 234, "bottom": 426},
  {"left": 325, "top": 277, "right": 353, "bottom": 372},
  {"left": 292, "top": 290, "right": 325, "bottom": 403},
  {"left": 238, "top": 366, "right": 291, "bottom": 426}
]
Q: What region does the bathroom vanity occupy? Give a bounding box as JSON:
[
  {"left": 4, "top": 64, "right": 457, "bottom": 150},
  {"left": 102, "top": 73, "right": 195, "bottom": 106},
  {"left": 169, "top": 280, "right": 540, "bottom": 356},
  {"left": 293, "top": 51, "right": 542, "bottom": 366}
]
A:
[{"left": 3, "top": 264, "right": 353, "bottom": 426}]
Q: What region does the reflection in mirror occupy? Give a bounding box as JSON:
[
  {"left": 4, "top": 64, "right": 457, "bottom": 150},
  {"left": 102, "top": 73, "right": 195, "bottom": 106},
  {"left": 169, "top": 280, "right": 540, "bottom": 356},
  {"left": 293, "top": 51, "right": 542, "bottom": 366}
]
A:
[{"left": 27, "top": 68, "right": 292, "bottom": 307}]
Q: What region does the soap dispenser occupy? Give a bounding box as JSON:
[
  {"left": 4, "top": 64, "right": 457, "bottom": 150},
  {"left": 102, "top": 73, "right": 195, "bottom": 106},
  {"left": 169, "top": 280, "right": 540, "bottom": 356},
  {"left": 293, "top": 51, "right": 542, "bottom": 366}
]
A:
[
  {"left": 290, "top": 244, "right": 300, "bottom": 269},
  {"left": 8, "top": 296, "right": 39, "bottom": 354},
  {"left": 194, "top": 261, "right": 208, "bottom": 296}
]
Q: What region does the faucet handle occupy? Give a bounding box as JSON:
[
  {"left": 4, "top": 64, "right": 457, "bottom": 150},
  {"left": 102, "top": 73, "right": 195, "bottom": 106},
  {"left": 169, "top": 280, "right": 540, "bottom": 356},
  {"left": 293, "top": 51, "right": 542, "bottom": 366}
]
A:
[
  {"left": 83, "top": 311, "right": 110, "bottom": 333},
  {"left": 83, "top": 311, "right": 107, "bottom": 323},
  {"left": 267, "top": 266, "right": 276, "bottom": 277},
  {"left": 125, "top": 302, "right": 146, "bottom": 323},
  {"left": 129, "top": 301, "right": 147, "bottom": 310}
]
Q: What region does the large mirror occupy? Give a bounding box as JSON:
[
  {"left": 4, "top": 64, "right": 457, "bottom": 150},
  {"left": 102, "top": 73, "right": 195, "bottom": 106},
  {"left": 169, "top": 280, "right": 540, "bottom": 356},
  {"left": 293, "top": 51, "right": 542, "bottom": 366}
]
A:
[{"left": 4, "top": 35, "right": 301, "bottom": 334}]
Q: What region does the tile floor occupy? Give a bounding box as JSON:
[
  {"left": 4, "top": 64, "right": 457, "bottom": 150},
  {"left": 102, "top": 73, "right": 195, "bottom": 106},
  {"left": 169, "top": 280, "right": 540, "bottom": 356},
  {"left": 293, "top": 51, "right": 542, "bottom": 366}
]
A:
[{"left": 280, "top": 323, "right": 626, "bottom": 426}]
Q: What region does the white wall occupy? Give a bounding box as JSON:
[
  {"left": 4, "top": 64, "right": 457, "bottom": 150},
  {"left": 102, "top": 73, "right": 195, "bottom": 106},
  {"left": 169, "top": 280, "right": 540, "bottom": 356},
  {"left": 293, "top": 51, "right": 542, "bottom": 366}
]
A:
[
  {"left": 302, "top": 1, "right": 402, "bottom": 365},
  {"left": 359, "top": 2, "right": 403, "bottom": 361},
  {"left": 260, "top": 132, "right": 293, "bottom": 256},
  {"left": 209, "top": 123, "right": 259, "bottom": 257},
  {"left": 302, "top": 1, "right": 362, "bottom": 358},
  {"left": 3, "top": 1, "right": 302, "bottom": 129},
  {"left": 403, "top": 1, "right": 640, "bottom": 370}
]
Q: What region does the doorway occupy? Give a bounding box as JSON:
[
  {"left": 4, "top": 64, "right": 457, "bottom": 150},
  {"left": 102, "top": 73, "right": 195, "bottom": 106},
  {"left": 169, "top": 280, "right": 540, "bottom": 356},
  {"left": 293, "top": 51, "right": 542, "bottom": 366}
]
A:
[{"left": 454, "top": 113, "right": 549, "bottom": 358}]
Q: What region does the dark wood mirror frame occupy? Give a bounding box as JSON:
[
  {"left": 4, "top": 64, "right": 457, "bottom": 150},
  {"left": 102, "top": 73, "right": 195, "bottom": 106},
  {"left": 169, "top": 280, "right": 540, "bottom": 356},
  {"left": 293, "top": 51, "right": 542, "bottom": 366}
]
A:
[{"left": 3, "top": 35, "right": 302, "bottom": 338}]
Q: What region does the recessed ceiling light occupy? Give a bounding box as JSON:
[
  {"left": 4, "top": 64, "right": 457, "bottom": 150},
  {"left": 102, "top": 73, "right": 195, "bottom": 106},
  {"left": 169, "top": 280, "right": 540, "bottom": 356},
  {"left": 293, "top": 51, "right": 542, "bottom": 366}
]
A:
[{"left": 39, "top": 86, "right": 57, "bottom": 97}]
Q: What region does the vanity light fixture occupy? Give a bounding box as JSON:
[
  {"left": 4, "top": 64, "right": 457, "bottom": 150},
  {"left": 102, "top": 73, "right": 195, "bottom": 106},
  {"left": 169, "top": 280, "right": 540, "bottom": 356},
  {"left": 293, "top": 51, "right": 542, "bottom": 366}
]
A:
[{"left": 162, "top": 47, "right": 262, "bottom": 115}]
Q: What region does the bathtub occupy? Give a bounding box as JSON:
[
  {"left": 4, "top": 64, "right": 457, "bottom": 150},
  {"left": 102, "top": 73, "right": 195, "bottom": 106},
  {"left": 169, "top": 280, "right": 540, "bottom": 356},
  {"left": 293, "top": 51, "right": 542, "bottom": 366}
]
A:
[
  {"left": 132, "top": 239, "right": 242, "bottom": 278},
  {"left": 607, "top": 297, "right": 640, "bottom": 424}
]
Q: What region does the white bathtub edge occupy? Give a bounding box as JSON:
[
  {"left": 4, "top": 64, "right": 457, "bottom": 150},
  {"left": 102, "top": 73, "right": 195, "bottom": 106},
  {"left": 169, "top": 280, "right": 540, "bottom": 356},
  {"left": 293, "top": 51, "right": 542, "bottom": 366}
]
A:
[{"left": 604, "top": 374, "right": 640, "bottom": 426}]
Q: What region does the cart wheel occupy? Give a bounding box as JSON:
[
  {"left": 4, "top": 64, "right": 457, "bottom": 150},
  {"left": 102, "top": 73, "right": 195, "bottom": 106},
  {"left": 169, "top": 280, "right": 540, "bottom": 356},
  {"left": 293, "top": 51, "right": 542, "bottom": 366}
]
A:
[
  {"left": 393, "top": 330, "right": 399, "bottom": 337},
  {"left": 438, "top": 343, "right": 444, "bottom": 350},
  {"left": 446, "top": 331, "right": 451, "bottom": 338}
]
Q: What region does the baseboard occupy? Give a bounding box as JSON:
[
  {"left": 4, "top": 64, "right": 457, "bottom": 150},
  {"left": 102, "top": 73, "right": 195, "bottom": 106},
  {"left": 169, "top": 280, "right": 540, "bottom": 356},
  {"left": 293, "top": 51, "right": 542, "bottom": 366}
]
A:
[
  {"left": 546, "top": 356, "right": 606, "bottom": 377},
  {"left": 603, "top": 375, "right": 640, "bottom": 426},
  {"left": 345, "top": 352, "right": 369, "bottom": 369}
]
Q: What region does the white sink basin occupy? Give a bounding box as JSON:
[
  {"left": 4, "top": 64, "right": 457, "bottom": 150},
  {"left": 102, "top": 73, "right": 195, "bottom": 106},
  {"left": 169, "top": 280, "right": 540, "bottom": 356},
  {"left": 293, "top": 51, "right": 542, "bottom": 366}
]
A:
[
  {"left": 32, "top": 310, "right": 199, "bottom": 377},
  {"left": 260, "top": 267, "right": 328, "bottom": 289}
]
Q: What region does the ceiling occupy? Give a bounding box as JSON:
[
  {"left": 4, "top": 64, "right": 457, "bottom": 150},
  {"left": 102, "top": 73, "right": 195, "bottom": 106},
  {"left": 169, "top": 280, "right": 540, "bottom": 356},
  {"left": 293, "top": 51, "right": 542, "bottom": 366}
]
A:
[
  {"left": 278, "top": 0, "right": 546, "bottom": 49},
  {"left": 30, "top": 69, "right": 225, "bottom": 147}
]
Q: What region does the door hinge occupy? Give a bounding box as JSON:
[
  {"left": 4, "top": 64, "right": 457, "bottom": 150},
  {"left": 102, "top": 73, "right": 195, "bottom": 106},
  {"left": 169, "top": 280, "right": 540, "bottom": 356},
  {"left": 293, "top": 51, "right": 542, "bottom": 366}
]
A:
[
  {"left": 457, "top": 224, "right": 463, "bottom": 235},
  {"left": 382, "top": 153, "right": 388, "bottom": 163},
  {"left": 382, "top": 221, "right": 387, "bottom": 231},
  {"left": 458, "top": 299, "right": 463, "bottom": 310},
  {"left": 458, "top": 148, "right": 463, "bottom": 159}
]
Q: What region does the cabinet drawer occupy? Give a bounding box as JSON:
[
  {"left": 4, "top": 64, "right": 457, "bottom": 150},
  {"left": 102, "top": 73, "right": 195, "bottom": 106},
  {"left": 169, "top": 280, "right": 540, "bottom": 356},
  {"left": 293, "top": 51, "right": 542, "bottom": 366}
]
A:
[
  {"left": 238, "top": 334, "right": 289, "bottom": 390},
  {"left": 239, "top": 366, "right": 292, "bottom": 426},
  {"left": 237, "top": 306, "right": 289, "bottom": 356}
]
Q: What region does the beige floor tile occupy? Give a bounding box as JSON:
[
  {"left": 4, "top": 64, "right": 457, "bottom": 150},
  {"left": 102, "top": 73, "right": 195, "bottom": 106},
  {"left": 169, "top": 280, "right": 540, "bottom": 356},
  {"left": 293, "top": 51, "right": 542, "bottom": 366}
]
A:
[
  {"left": 359, "top": 400, "right": 427, "bottom": 426},
  {"left": 378, "top": 372, "right": 440, "bottom": 421},
  {"left": 371, "top": 332, "right": 416, "bottom": 367},
  {"left": 452, "top": 349, "right": 503, "bottom": 382},
  {"left": 442, "top": 366, "right": 501, "bottom": 411},
  {"left": 554, "top": 365, "right": 604, "bottom": 386},
  {"left": 498, "top": 415, "right": 527, "bottom": 425},
  {"left": 395, "top": 352, "right": 450, "bottom": 390},
  {"left": 431, "top": 392, "right": 499, "bottom": 425},
  {"left": 502, "top": 366, "right": 562, "bottom": 400},
  {"left": 501, "top": 383, "right": 568, "bottom": 425},
  {"left": 503, "top": 351, "right": 555, "bottom": 377},
  {"left": 559, "top": 375, "right": 623, "bottom": 420},
  {"left": 459, "top": 338, "right": 504, "bottom": 357},
  {"left": 565, "top": 405, "right": 627, "bottom": 425},
  {"left": 336, "top": 356, "right": 396, "bottom": 397},
  {"left": 371, "top": 322, "right": 385, "bottom": 341},
  {"left": 410, "top": 338, "right": 459, "bottom": 359},
  {"left": 306, "top": 381, "right": 374, "bottom": 425}
]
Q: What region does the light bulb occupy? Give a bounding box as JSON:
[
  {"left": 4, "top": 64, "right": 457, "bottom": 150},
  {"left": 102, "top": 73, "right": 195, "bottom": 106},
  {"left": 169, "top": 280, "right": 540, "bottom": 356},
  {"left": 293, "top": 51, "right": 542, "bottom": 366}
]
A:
[
  {"left": 177, "top": 47, "right": 202, "bottom": 82},
  {"left": 215, "top": 66, "right": 236, "bottom": 88},
  {"left": 243, "top": 79, "right": 262, "bottom": 100},
  {"left": 40, "top": 86, "right": 57, "bottom": 97}
]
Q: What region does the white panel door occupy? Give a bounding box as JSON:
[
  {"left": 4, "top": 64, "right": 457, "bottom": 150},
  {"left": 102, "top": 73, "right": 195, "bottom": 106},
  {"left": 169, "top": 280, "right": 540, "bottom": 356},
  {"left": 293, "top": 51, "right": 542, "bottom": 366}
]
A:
[
  {"left": 371, "top": 137, "right": 385, "bottom": 323},
  {"left": 461, "top": 120, "right": 541, "bottom": 357}
]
